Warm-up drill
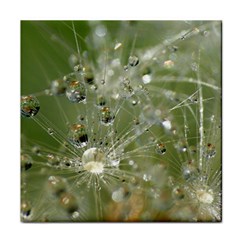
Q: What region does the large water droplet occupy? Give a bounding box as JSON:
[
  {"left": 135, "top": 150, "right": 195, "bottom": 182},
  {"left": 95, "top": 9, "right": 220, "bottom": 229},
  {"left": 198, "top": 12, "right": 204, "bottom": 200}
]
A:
[
  {"left": 82, "top": 148, "right": 105, "bottom": 174},
  {"left": 66, "top": 80, "right": 86, "bottom": 103},
  {"left": 21, "top": 95, "right": 40, "bottom": 117},
  {"left": 68, "top": 124, "right": 88, "bottom": 148},
  {"left": 100, "top": 107, "right": 115, "bottom": 126}
]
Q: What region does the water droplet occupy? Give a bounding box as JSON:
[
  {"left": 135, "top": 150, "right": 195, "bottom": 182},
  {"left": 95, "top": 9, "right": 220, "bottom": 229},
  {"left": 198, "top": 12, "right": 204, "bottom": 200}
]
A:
[
  {"left": 21, "top": 201, "right": 32, "bottom": 220},
  {"left": 141, "top": 104, "right": 161, "bottom": 125},
  {"left": 132, "top": 100, "right": 138, "bottom": 106},
  {"left": 143, "top": 173, "right": 152, "bottom": 182},
  {"left": 162, "top": 119, "right": 172, "bottom": 131},
  {"left": 48, "top": 176, "right": 67, "bottom": 197},
  {"left": 175, "top": 140, "right": 188, "bottom": 152},
  {"left": 66, "top": 80, "right": 86, "bottom": 103},
  {"left": 156, "top": 143, "right": 166, "bottom": 155},
  {"left": 124, "top": 65, "right": 128, "bottom": 71},
  {"left": 21, "top": 154, "right": 32, "bottom": 171},
  {"left": 95, "top": 25, "right": 107, "bottom": 37},
  {"left": 47, "top": 128, "right": 54, "bottom": 135},
  {"left": 68, "top": 124, "right": 88, "bottom": 148},
  {"left": 50, "top": 79, "right": 67, "bottom": 95},
  {"left": 31, "top": 145, "right": 41, "bottom": 155},
  {"left": 191, "top": 62, "right": 198, "bottom": 72},
  {"left": 142, "top": 74, "right": 152, "bottom": 84},
  {"left": 82, "top": 148, "right": 105, "bottom": 174},
  {"left": 204, "top": 143, "right": 216, "bottom": 159},
  {"left": 112, "top": 186, "right": 131, "bottom": 202},
  {"left": 189, "top": 145, "right": 197, "bottom": 154},
  {"left": 21, "top": 95, "right": 40, "bottom": 117},
  {"left": 182, "top": 160, "right": 198, "bottom": 180},
  {"left": 172, "top": 186, "right": 185, "bottom": 200},
  {"left": 83, "top": 66, "right": 94, "bottom": 84},
  {"left": 47, "top": 154, "right": 60, "bottom": 167},
  {"left": 164, "top": 60, "right": 174, "bottom": 69},
  {"left": 72, "top": 211, "right": 80, "bottom": 219},
  {"left": 59, "top": 192, "right": 78, "bottom": 214},
  {"left": 202, "top": 30, "right": 210, "bottom": 37},
  {"left": 96, "top": 95, "right": 106, "bottom": 107},
  {"left": 101, "top": 79, "right": 105, "bottom": 85},
  {"left": 128, "top": 55, "right": 139, "bottom": 67},
  {"left": 100, "top": 107, "right": 115, "bottom": 126}
]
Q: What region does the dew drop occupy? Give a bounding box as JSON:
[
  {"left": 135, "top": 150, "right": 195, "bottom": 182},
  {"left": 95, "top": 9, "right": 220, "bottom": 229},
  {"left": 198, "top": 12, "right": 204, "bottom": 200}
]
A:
[
  {"left": 21, "top": 154, "right": 33, "bottom": 171},
  {"left": 203, "top": 143, "right": 216, "bottom": 159},
  {"left": 128, "top": 55, "right": 139, "bottom": 67},
  {"left": 182, "top": 160, "right": 198, "bottom": 180},
  {"left": 175, "top": 140, "right": 188, "bottom": 152},
  {"left": 50, "top": 79, "right": 67, "bottom": 95},
  {"left": 142, "top": 74, "right": 152, "bottom": 84},
  {"left": 172, "top": 186, "right": 185, "bottom": 200},
  {"left": 83, "top": 66, "right": 94, "bottom": 84},
  {"left": 47, "top": 128, "right": 54, "bottom": 135},
  {"left": 164, "top": 60, "right": 174, "bottom": 69},
  {"left": 189, "top": 145, "right": 197, "bottom": 154},
  {"left": 68, "top": 124, "right": 88, "bottom": 148},
  {"left": 21, "top": 201, "right": 32, "bottom": 220},
  {"left": 95, "top": 25, "right": 107, "bottom": 37},
  {"left": 156, "top": 143, "right": 166, "bottom": 155},
  {"left": 66, "top": 80, "right": 86, "bottom": 103},
  {"left": 82, "top": 148, "right": 105, "bottom": 174},
  {"left": 47, "top": 154, "right": 60, "bottom": 167},
  {"left": 21, "top": 95, "right": 40, "bottom": 117},
  {"left": 191, "top": 62, "right": 198, "bottom": 72},
  {"left": 112, "top": 186, "right": 131, "bottom": 202},
  {"left": 100, "top": 107, "right": 115, "bottom": 126},
  {"left": 59, "top": 192, "right": 78, "bottom": 214},
  {"left": 48, "top": 176, "right": 67, "bottom": 197},
  {"left": 72, "top": 211, "right": 80, "bottom": 219},
  {"left": 96, "top": 95, "right": 106, "bottom": 107}
]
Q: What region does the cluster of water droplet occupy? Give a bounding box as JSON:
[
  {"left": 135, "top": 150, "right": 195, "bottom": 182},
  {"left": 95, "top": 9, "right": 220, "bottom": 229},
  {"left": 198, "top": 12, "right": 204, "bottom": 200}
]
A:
[{"left": 21, "top": 20, "right": 221, "bottom": 222}]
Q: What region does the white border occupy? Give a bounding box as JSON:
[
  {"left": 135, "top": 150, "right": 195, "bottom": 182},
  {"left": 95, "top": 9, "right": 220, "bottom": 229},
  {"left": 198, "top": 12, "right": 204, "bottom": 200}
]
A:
[{"left": 1, "top": 0, "right": 239, "bottom": 239}]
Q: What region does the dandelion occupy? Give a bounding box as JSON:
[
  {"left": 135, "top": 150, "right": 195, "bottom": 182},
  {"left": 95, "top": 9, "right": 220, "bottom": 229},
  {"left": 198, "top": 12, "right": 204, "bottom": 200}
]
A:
[{"left": 21, "top": 20, "right": 221, "bottom": 222}]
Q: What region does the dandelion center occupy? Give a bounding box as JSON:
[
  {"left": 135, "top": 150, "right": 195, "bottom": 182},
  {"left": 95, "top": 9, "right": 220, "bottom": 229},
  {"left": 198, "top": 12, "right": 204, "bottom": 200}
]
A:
[
  {"left": 82, "top": 148, "right": 105, "bottom": 174},
  {"left": 196, "top": 189, "right": 214, "bottom": 204}
]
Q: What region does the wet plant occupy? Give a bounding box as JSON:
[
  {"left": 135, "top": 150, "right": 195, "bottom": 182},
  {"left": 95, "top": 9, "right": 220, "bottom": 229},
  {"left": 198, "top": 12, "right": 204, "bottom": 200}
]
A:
[{"left": 21, "top": 20, "right": 221, "bottom": 222}]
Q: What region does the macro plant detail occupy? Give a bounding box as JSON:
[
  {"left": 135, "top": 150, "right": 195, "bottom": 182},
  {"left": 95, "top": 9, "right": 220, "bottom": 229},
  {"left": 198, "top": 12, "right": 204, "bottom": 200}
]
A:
[{"left": 21, "top": 20, "right": 221, "bottom": 222}]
